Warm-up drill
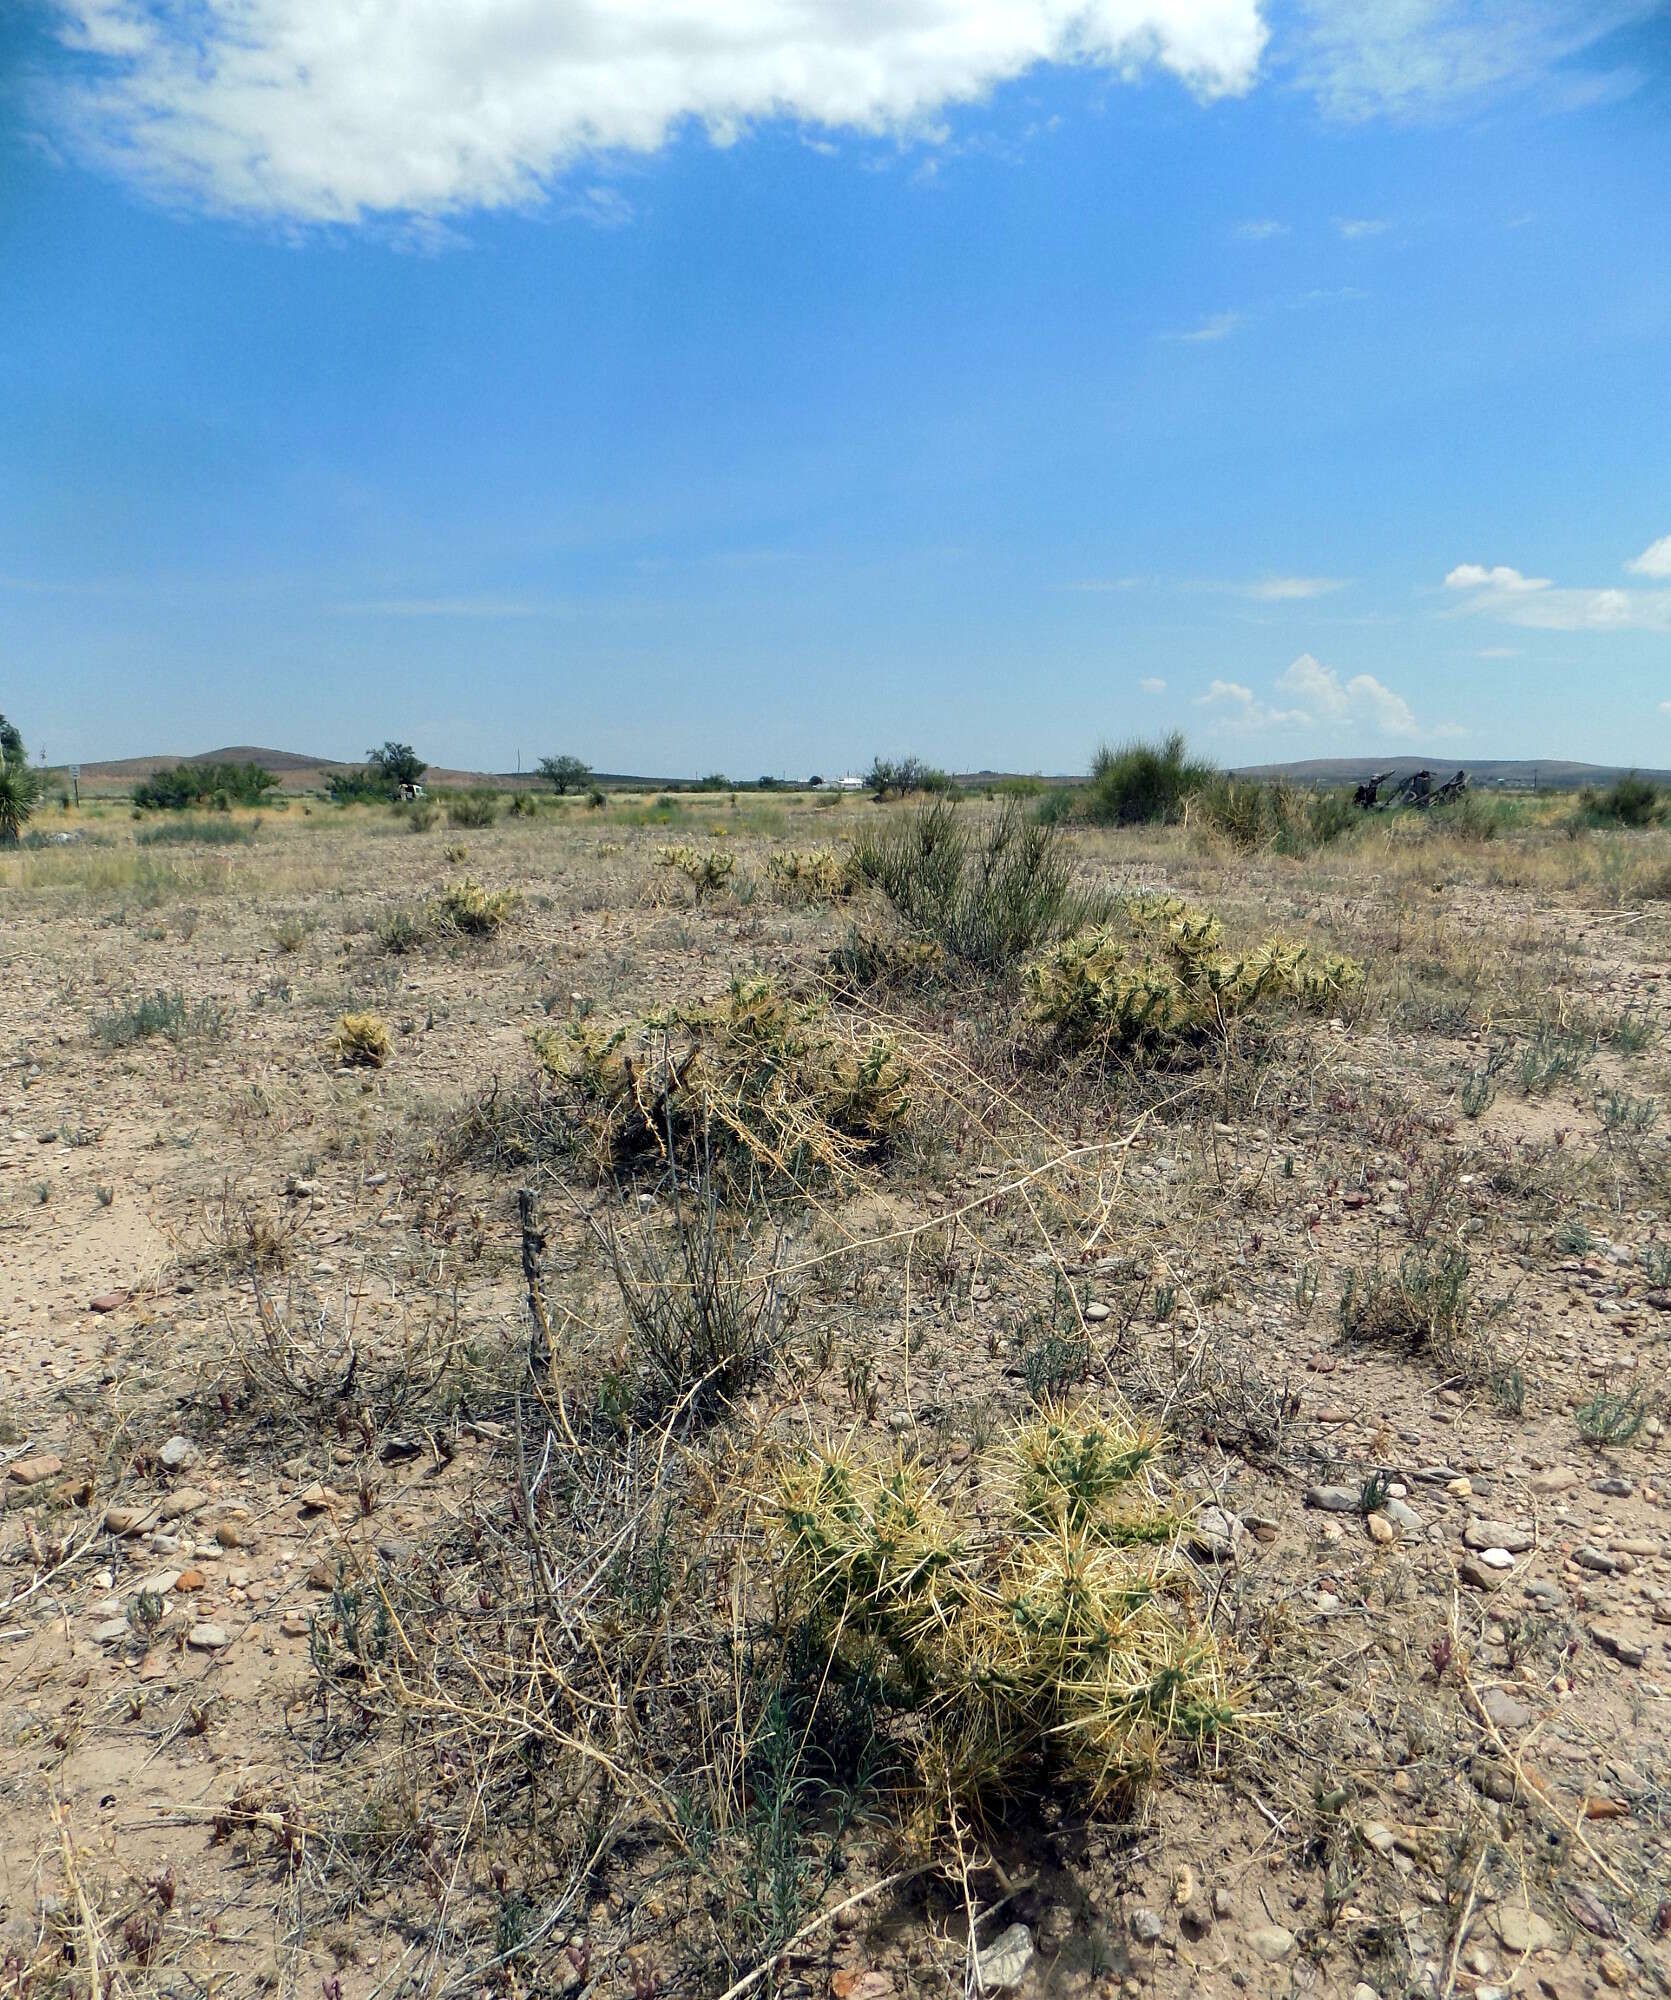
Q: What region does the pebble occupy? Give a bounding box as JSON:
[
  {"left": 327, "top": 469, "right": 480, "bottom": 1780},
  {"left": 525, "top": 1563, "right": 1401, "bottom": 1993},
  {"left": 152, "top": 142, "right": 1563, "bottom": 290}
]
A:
[
  {"left": 1591, "top": 1627, "right": 1646, "bottom": 1668},
  {"left": 1495, "top": 1908, "right": 1556, "bottom": 1953},
  {"left": 1129, "top": 1909, "right": 1163, "bottom": 1945},
  {"left": 1367, "top": 1512, "right": 1395, "bottom": 1544},
  {"left": 1477, "top": 1547, "right": 1515, "bottom": 1570},
  {"left": 1249, "top": 1924, "right": 1295, "bottom": 1962},
  {"left": 93, "top": 1618, "right": 129, "bottom": 1645},
  {"left": 157, "top": 1487, "right": 206, "bottom": 1522},
  {"left": 1482, "top": 1687, "right": 1533, "bottom": 1731},
  {"left": 1529, "top": 1468, "right": 1578, "bottom": 1494},
  {"left": 187, "top": 1622, "right": 229, "bottom": 1651},
  {"left": 158, "top": 1436, "right": 195, "bottom": 1472},
  {"left": 1459, "top": 1556, "right": 1504, "bottom": 1592},
  {"left": 1384, "top": 1497, "right": 1424, "bottom": 1534},
  {"left": 1189, "top": 1507, "right": 1243, "bottom": 1559}
]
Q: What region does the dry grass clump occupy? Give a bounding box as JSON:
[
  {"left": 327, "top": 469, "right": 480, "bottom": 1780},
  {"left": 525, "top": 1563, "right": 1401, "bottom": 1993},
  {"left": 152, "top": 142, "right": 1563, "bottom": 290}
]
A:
[
  {"left": 656, "top": 843, "right": 735, "bottom": 902},
  {"left": 331, "top": 1011, "right": 390, "bottom": 1067},
  {"left": 1338, "top": 1245, "right": 1492, "bottom": 1384},
  {"left": 766, "top": 846, "right": 853, "bottom": 902},
  {"left": 1027, "top": 892, "right": 1363, "bottom": 1056},
  {"left": 773, "top": 1396, "right": 1236, "bottom": 1825},
  {"left": 530, "top": 975, "right": 909, "bottom": 1186},
  {"left": 437, "top": 875, "right": 519, "bottom": 934}
]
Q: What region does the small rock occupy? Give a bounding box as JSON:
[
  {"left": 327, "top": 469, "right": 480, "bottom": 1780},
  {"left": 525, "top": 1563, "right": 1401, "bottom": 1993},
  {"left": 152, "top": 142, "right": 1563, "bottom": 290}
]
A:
[
  {"left": 1459, "top": 1556, "right": 1504, "bottom": 1593},
  {"left": 157, "top": 1487, "right": 206, "bottom": 1522},
  {"left": 1599, "top": 1951, "right": 1631, "bottom": 1988},
  {"left": 1446, "top": 1476, "right": 1473, "bottom": 1497},
  {"left": 1306, "top": 1485, "right": 1362, "bottom": 1514},
  {"left": 89, "top": 1293, "right": 125, "bottom": 1314},
  {"left": 7, "top": 1453, "right": 63, "bottom": 1486},
  {"left": 279, "top": 1614, "right": 310, "bottom": 1638},
  {"left": 158, "top": 1436, "right": 195, "bottom": 1473},
  {"left": 830, "top": 1974, "right": 892, "bottom": 2000},
  {"left": 1249, "top": 1925, "right": 1295, "bottom": 1963},
  {"left": 297, "top": 1483, "right": 339, "bottom": 1514},
  {"left": 1482, "top": 1687, "right": 1533, "bottom": 1731},
  {"left": 1591, "top": 1626, "right": 1646, "bottom": 1668},
  {"left": 175, "top": 1568, "right": 205, "bottom": 1592},
  {"left": 1366, "top": 1511, "right": 1395, "bottom": 1545},
  {"left": 1574, "top": 1546, "right": 1620, "bottom": 1575},
  {"left": 1129, "top": 1908, "right": 1163, "bottom": 1945},
  {"left": 1190, "top": 1507, "right": 1243, "bottom": 1559},
  {"left": 1084, "top": 1302, "right": 1110, "bottom": 1323},
  {"left": 1477, "top": 1547, "right": 1515, "bottom": 1570},
  {"left": 1212, "top": 1886, "right": 1233, "bottom": 1920},
  {"left": 187, "top": 1622, "right": 229, "bottom": 1651},
  {"left": 1494, "top": 1907, "right": 1556, "bottom": 1954},
  {"left": 104, "top": 1505, "right": 148, "bottom": 1536},
  {"left": 1384, "top": 1496, "right": 1424, "bottom": 1534},
  {"left": 93, "top": 1617, "right": 129, "bottom": 1644},
  {"left": 976, "top": 1922, "right": 1034, "bottom": 1991},
  {"left": 1529, "top": 1468, "right": 1578, "bottom": 1494},
  {"left": 1465, "top": 1518, "right": 1533, "bottom": 1555}
]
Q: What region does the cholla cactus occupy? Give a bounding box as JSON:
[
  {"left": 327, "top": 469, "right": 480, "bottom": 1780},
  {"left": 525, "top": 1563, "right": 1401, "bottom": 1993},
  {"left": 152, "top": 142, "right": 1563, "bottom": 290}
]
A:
[
  {"left": 331, "top": 1012, "right": 390, "bottom": 1068},
  {"left": 437, "top": 876, "right": 519, "bottom": 934},
  {"left": 766, "top": 847, "right": 854, "bottom": 902},
  {"left": 771, "top": 1396, "right": 1236, "bottom": 1825},
  {"left": 655, "top": 844, "right": 735, "bottom": 902},
  {"left": 1026, "top": 894, "right": 1362, "bottom": 1055}
]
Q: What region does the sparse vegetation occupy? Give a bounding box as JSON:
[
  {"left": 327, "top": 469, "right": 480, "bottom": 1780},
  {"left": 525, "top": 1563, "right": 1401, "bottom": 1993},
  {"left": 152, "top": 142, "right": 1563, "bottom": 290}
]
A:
[
  {"left": 132, "top": 760, "right": 277, "bottom": 810},
  {"left": 331, "top": 1011, "right": 390, "bottom": 1066},
  {"left": 437, "top": 875, "right": 519, "bottom": 933}
]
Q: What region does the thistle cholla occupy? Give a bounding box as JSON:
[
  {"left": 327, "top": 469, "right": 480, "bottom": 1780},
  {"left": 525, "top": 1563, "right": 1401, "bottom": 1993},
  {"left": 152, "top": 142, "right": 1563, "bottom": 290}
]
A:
[
  {"left": 772, "top": 1397, "right": 1237, "bottom": 1827},
  {"left": 1026, "top": 892, "right": 1363, "bottom": 1053}
]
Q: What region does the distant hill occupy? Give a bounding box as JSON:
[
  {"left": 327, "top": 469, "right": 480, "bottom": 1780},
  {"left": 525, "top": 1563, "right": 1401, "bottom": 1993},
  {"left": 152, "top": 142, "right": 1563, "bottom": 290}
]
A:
[{"left": 1230, "top": 757, "right": 1671, "bottom": 792}]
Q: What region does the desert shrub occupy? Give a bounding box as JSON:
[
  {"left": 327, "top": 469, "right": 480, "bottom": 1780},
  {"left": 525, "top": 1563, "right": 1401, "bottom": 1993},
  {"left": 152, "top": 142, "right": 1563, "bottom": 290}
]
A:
[
  {"left": 1027, "top": 893, "right": 1363, "bottom": 1057},
  {"left": 1193, "top": 779, "right": 1359, "bottom": 854},
  {"left": 446, "top": 790, "right": 500, "bottom": 829},
  {"left": 765, "top": 847, "right": 853, "bottom": 903},
  {"left": 93, "top": 989, "right": 223, "bottom": 1048},
  {"left": 437, "top": 877, "right": 519, "bottom": 935},
  {"left": 772, "top": 1396, "right": 1234, "bottom": 1821},
  {"left": 395, "top": 798, "right": 437, "bottom": 831},
  {"left": 529, "top": 976, "right": 909, "bottom": 1188},
  {"left": 537, "top": 754, "right": 591, "bottom": 794},
  {"left": 331, "top": 1012, "right": 390, "bottom": 1068},
  {"left": 132, "top": 762, "right": 277, "bottom": 810},
  {"left": 656, "top": 844, "right": 735, "bottom": 902},
  {"left": 1083, "top": 733, "right": 1216, "bottom": 826},
  {"left": 1338, "top": 1247, "right": 1485, "bottom": 1379},
  {"left": 135, "top": 815, "right": 255, "bottom": 846},
  {"left": 826, "top": 926, "right": 949, "bottom": 992},
  {"left": 851, "top": 797, "right": 1090, "bottom": 971},
  {"left": 0, "top": 717, "right": 41, "bottom": 845},
  {"left": 585, "top": 785, "right": 607, "bottom": 809},
  {"left": 375, "top": 907, "right": 428, "bottom": 954},
  {"left": 865, "top": 755, "right": 956, "bottom": 801},
  {"left": 1580, "top": 774, "right": 1662, "bottom": 828}
]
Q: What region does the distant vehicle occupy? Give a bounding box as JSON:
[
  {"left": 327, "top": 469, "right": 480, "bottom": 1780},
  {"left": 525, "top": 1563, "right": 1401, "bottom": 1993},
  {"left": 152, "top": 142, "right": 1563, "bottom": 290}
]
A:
[{"left": 399, "top": 781, "right": 426, "bottom": 801}]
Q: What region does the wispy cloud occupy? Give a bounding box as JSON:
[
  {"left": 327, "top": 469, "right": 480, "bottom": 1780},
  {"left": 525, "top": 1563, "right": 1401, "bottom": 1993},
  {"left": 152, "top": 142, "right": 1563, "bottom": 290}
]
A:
[
  {"left": 1235, "top": 218, "right": 1288, "bottom": 240},
  {"left": 1164, "top": 310, "right": 1243, "bottom": 344},
  {"left": 1444, "top": 547, "right": 1671, "bottom": 631},
  {"left": 1335, "top": 216, "right": 1389, "bottom": 239},
  {"left": 1293, "top": 1, "right": 1657, "bottom": 122},
  {"left": 48, "top": 0, "right": 1269, "bottom": 223},
  {"left": 1140, "top": 676, "right": 1167, "bottom": 693},
  {"left": 1244, "top": 575, "right": 1348, "bottom": 601}
]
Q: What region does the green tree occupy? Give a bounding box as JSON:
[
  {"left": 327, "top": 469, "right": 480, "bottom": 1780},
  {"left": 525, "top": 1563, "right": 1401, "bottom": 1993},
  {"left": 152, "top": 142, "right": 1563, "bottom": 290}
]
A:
[
  {"left": 367, "top": 743, "right": 428, "bottom": 790},
  {"left": 537, "top": 753, "right": 590, "bottom": 794}
]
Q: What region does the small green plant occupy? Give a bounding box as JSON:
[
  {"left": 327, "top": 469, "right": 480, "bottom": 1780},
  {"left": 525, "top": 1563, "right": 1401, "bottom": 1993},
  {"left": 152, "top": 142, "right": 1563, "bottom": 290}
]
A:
[
  {"left": 1641, "top": 1245, "right": 1671, "bottom": 1287},
  {"left": 93, "top": 989, "right": 215, "bottom": 1048},
  {"left": 1576, "top": 1387, "right": 1646, "bottom": 1448},
  {"left": 375, "top": 907, "right": 427, "bottom": 954},
  {"left": 135, "top": 814, "right": 255, "bottom": 846},
  {"left": 1598, "top": 1091, "right": 1657, "bottom": 1135},
  {"left": 1554, "top": 1218, "right": 1593, "bottom": 1256},
  {"left": 1359, "top": 1470, "right": 1392, "bottom": 1515},
  {"left": 1490, "top": 1364, "right": 1526, "bottom": 1416},
  {"left": 1460, "top": 1070, "right": 1496, "bottom": 1119},
  {"left": 1022, "top": 1327, "right": 1092, "bottom": 1401},
  {"left": 1515, "top": 1024, "right": 1591, "bottom": 1095}
]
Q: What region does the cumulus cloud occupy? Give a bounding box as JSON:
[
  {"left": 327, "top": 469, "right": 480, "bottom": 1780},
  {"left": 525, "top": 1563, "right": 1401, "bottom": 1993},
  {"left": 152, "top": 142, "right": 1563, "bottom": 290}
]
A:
[
  {"left": 1194, "top": 653, "right": 1427, "bottom": 738},
  {"left": 1629, "top": 535, "right": 1671, "bottom": 579},
  {"left": 1140, "top": 675, "right": 1167, "bottom": 692},
  {"left": 1445, "top": 552, "right": 1671, "bottom": 631},
  {"left": 49, "top": 0, "right": 1270, "bottom": 222}
]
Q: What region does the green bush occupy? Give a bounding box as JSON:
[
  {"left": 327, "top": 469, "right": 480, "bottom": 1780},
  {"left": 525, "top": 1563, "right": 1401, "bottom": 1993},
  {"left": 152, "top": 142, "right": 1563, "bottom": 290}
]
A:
[
  {"left": 1579, "top": 775, "right": 1662, "bottom": 828},
  {"left": 446, "top": 790, "right": 501, "bottom": 829},
  {"left": 135, "top": 815, "right": 256, "bottom": 846},
  {"left": 852, "top": 797, "right": 1092, "bottom": 971},
  {"left": 132, "top": 762, "right": 277, "bottom": 810},
  {"left": 1083, "top": 733, "right": 1217, "bottom": 826}
]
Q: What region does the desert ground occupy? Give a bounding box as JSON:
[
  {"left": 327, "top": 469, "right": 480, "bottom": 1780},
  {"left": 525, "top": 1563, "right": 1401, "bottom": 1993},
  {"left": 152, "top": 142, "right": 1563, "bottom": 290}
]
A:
[{"left": 3, "top": 786, "right": 1671, "bottom": 2000}]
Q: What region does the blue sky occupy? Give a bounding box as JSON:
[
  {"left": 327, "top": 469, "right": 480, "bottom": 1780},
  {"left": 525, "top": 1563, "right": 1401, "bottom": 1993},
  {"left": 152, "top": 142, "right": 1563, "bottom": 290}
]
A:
[{"left": 3, "top": 2, "right": 1670, "bottom": 776}]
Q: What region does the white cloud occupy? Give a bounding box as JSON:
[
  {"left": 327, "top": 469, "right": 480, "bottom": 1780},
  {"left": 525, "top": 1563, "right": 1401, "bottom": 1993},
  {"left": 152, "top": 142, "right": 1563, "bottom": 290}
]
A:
[
  {"left": 1245, "top": 575, "right": 1346, "bottom": 601},
  {"left": 1276, "top": 652, "right": 1419, "bottom": 735},
  {"left": 1140, "top": 676, "right": 1167, "bottom": 692},
  {"left": 1628, "top": 535, "right": 1671, "bottom": 580},
  {"left": 1164, "top": 310, "right": 1244, "bottom": 343},
  {"left": 1293, "top": 1, "right": 1656, "bottom": 122},
  {"left": 1195, "top": 652, "right": 1429, "bottom": 738},
  {"left": 1658, "top": 700, "right": 1671, "bottom": 718},
  {"left": 1445, "top": 552, "right": 1671, "bottom": 631},
  {"left": 50, "top": 0, "right": 1270, "bottom": 222},
  {"left": 1235, "top": 217, "right": 1287, "bottom": 239},
  {"left": 1335, "top": 215, "right": 1388, "bottom": 238}
]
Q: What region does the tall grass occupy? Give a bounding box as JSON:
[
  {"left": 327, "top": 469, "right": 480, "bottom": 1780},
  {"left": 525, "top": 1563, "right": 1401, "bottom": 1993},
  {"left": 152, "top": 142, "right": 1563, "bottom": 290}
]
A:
[{"left": 135, "top": 815, "right": 256, "bottom": 847}]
